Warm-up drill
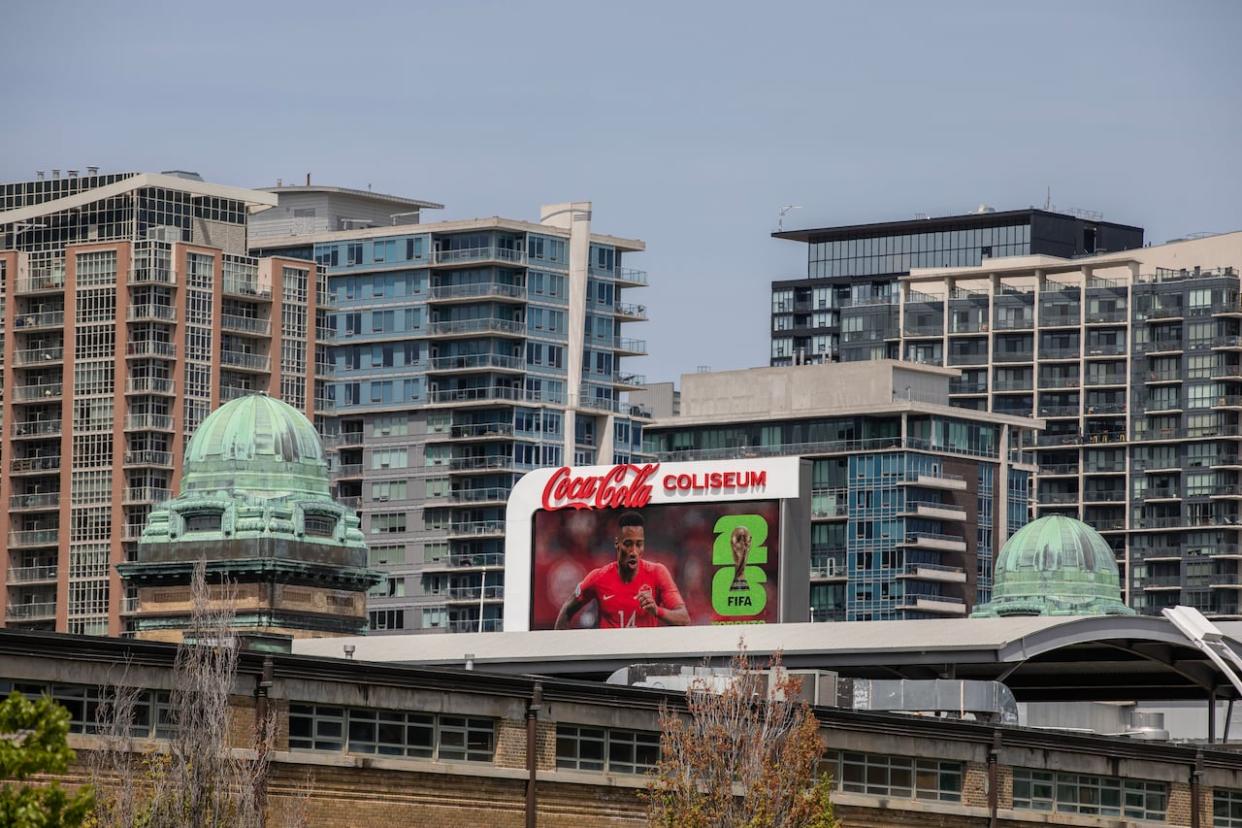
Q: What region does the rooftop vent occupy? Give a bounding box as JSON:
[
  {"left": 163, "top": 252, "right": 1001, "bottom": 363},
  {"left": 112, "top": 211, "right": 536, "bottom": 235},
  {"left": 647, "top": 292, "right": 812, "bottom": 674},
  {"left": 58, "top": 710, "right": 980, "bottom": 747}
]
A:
[{"left": 976, "top": 203, "right": 995, "bottom": 214}]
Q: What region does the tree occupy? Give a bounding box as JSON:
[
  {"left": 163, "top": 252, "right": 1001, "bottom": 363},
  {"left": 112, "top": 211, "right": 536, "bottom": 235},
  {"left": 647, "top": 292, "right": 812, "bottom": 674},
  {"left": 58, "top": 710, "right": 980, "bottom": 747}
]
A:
[
  {"left": 0, "top": 690, "right": 95, "bottom": 828},
  {"left": 645, "top": 647, "right": 837, "bottom": 828},
  {"left": 90, "top": 561, "right": 276, "bottom": 828}
]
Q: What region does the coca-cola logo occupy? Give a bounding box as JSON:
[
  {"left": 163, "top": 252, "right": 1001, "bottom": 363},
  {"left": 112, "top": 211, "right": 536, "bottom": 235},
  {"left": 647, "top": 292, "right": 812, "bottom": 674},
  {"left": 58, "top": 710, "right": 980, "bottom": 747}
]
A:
[{"left": 541, "top": 464, "right": 659, "bottom": 511}]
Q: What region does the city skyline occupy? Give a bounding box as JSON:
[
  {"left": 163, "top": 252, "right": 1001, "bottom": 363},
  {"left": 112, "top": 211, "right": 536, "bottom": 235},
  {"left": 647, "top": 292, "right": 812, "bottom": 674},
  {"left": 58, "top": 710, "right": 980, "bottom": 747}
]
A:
[{"left": 3, "top": 0, "right": 1240, "bottom": 382}]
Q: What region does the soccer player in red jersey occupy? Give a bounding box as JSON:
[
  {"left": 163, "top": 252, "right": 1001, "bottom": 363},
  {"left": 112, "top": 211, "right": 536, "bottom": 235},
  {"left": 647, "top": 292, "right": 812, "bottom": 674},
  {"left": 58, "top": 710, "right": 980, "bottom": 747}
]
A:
[{"left": 554, "top": 511, "right": 690, "bottom": 629}]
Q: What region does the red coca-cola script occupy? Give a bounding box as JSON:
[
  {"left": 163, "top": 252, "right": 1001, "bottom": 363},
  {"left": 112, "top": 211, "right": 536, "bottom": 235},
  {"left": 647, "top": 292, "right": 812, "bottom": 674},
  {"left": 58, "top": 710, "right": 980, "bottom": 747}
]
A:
[{"left": 541, "top": 464, "right": 660, "bottom": 511}]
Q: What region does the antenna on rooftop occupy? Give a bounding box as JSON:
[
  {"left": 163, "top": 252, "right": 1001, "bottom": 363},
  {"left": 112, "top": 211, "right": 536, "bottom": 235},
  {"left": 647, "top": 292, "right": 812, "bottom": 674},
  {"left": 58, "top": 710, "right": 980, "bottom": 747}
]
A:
[
  {"left": 1044, "top": 186, "right": 1052, "bottom": 211},
  {"left": 777, "top": 205, "right": 801, "bottom": 232}
]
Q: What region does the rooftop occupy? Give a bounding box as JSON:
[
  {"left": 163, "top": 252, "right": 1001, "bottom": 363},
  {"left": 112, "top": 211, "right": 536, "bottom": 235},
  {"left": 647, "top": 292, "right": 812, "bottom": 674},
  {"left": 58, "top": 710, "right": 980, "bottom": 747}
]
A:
[
  {"left": 258, "top": 183, "right": 444, "bottom": 211},
  {"left": 772, "top": 207, "right": 1144, "bottom": 244},
  {"left": 292, "top": 614, "right": 1242, "bottom": 702}
]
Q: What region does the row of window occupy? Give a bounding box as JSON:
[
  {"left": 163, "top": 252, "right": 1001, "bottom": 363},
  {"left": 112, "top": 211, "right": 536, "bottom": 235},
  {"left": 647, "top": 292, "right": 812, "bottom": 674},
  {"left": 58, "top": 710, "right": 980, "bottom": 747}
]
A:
[{"left": 1012, "top": 768, "right": 1167, "bottom": 820}]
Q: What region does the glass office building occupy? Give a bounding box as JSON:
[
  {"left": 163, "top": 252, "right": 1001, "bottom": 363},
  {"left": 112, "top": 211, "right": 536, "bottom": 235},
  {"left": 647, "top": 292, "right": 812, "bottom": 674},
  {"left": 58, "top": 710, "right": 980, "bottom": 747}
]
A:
[
  {"left": 771, "top": 209, "right": 1144, "bottom": 366},
  {"left": 253, "top": 196, "right": 649, "bottom": 634}
]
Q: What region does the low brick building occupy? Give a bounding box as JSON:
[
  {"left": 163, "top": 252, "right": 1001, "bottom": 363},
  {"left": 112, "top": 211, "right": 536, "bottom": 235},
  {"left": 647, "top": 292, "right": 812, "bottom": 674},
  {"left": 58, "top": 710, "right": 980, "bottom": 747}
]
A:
[{"left": 3, "top": 629, "right": 1242, "bottom": 827}]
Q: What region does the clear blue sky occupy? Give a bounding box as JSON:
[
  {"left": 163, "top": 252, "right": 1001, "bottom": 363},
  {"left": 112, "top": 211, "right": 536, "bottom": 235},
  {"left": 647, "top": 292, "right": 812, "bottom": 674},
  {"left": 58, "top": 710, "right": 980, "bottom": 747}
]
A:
[{"left": 3, "top": 0, "right": 1239, "bottom": 383}]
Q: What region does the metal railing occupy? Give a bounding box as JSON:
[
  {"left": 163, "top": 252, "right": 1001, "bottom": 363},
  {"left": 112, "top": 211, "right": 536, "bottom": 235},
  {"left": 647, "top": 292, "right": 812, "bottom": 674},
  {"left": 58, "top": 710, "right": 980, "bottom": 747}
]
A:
[
  {"left": 12, "top": 419, "right": 61, "bottom": 437},
  {"left": 335, "top": 464, "right": 364, "bottom": 477},
  {"left": 10, "top": 528, "right": 59, "bottom": 547},
  {"left": 427, "top": 318, "right": 526, "bottom": 337},
  {"left": 615, "top": 302, "right": 648, "bottom": 319},
  {"left": 433, "top": 245, "right": 525, "bottom": 266},
  {"left": 12, "top": 383, "right": 63, "bottom": 401},
  {"left": 126, "top": 304, "right": 176, "bottom": 322},
  {"left": 428, "top": 386, "right": 556, "bottom": 405},
  {"left": 428, "top": 487, "right": 511, "bottom": 504},
  {"left": 426, "top": 353, "right": 524, "bottom": 372},
  {"left": 13, "top": 311, "right": 65, "bottom": 329},
  {"left": 221, "top": 314, "right": 271, "bottom": 335},
  {"left": 10, "top": 456, "right": 60, "bottom": 473},
  {"left": 126, "top": 341, "right": 176, "bottom": 358},
  {"left": 10, "top": 493, "right": 60, "bottom": 509},
  {"left": 449, "top": 456, "right": 514, "bottom": 471},
  {"left": 16, "top": 275, "right": 66, "bottom": 293},
  {"left": 615, "top": 267, "right": 648, "bottom": 285},
  {"left": 126, "top": 413, "right": 174, "bottom": 431},
  {"left": 13, "top": 347, "right": 64, "bottom": 366},
  {"left": 124, "top": 450, "right": 173, "bottom": 467},
  {"left": 7, "top": 565, "right": 57, "bottom": 583},
  {"left": 428, "top": 282, "right": 525, "bottom": 300},
  {"left": 7, "top": 602, "right": 56, "bottom": 621},
  {"left": 124, "top": 487, "right": 171, "bottom": 504},
  {"left": 222, "top": 278, "right": 272, "bottom": 299},
  {"left": 446, "top": 423, "right": 515, "bottom": 439},
  {"left": 126, "top": 376, "right": 175, "bottom": 394},
  {"left": 220, "top": 350, "right": 270, "bottom": 371},
  {"left": 447, "top": 521, "right": 506, "bottom": 537},
  {"left": 903, "top": 531, "right": 966, "bottom": 546}
]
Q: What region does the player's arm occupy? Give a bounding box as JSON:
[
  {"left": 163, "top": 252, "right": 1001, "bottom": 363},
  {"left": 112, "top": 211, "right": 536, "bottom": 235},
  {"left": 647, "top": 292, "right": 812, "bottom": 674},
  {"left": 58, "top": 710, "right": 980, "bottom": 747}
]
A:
[
  {"left": 651, "top": 564, "right": 690, "bottom": 626},
  {"left": 554, "top": 593, "right": 589, "bottom": 630}
]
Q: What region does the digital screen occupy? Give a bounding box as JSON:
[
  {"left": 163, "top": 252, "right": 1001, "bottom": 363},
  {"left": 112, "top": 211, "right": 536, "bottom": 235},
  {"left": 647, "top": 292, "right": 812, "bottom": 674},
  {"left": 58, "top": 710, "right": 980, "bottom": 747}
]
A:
[{"left": 529, "top": 500, "right": 781, "bottom": 630}]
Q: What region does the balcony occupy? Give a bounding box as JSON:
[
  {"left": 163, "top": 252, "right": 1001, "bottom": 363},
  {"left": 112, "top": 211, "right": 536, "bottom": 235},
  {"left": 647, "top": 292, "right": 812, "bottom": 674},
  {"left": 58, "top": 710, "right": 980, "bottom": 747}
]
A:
[
  {"left": 12, "top": 383, "right": 63, "bottom": 402},
  {"left": 899, "top": 532, "right": 967, "bottom": 552},
  {"left": 899, "top": 563, "right": 967, "bottom": 584},
  {"left": 900, "top": 500, "right": 967, "bottom": 522},
  {"left": 809, "top": 551, "right": 847, "bottom": 580},
  {"left": 13, "top": 311, "right": 66, "bottom": 331},
  {"left": 335, "top": 464, "right": 364, "bottom": 479},
  {"left": 427, "top": 386, "right": 550, "bottom": 406},
  {"left": 126, "top": 304, "right": 176, "bottom": 323},
  {"left": 124, "top": 487, "right": 171, "bottom": 505},
  {"left": 1037, "top": 491, "right": 1080, "bottom": 505},
  {"left": 1085, "top": 373, "right": 1127, "bottom": 387},
  {"left": 1039, "top": 463, "right": 1079, "bottom": 476},
  {"left": 946, "top": 352, "right": 989, "bottom": 366},
  {"left": 899, "top": 471, "right": 967, "bottom": 491},
  {"left": 614, "top": 302, "right": 648, "bottom": 321},
  {"left": 220, "top": 350, "right": 270, "bottom": 372},
  {"left": 12, "top": 346, "right": 64, "bottom": 367},
  {"left": 614, "top": 267, "right": 648, "bottom": 286},
  {"left": 6, "top": 602, "right": 56, "bottom": 622},
  {"left": 447, "top": 617, "right": 503, "bottom": 633},
  {"left": 432, "top": 245, "right": 525, "bottom": 267},
  {"left": 1038, "top": 376, "right": 1080, "bottom": 390},
  {"left": 992, "top": 379, "right": 1033, "bottom": 392},
  {"left": 221, "top": 385, "right": 260, "bottom": 401},
  {"left": 222, "top": 278, "right": 272, "bottom": 300},
  {"left": 425, "top": 353, "right": 525, "bottom": 373},
  {"left": 1214, "top": 336, "right": 1242, "bottom": 350},
  {"left": 439, "top": 423, "right": 515, "bottom": 440},
  {"left": 449, "top": 456, "right": 515, "bottom": 472},
  {"left": 331, "top": 431, "right": 366, "bottom": 448},
  {"left": 1040, "top": 347, "right": 1081, "bottom": 360},
  {"left": 16, "top": 274, "right": 65, "bottom": 294},
  {"left": 993, "top": 351, "right": 1035, "bottom": 364},
  {"left": 12, "top": 419, "right": 61, "bottom": 439},
  {"left": 426, "top": 487, "right": 511, "bottom": 506},
  {"left": 1038, "top": 405, "right": 1079, "bottom": 418},
  {"left": 614, "top": 337, "right": 647, "bottom": 356},
  {"left": 948, "top": 380, "right": 988, "bottom": 395},
  {"left": 445, "top": 584, "right": 506, "bottom": 603},
  {"left": 126, "top": 413, "right": 174, "bottom": 431},
  {"left": 10, "top": 456, "right": 60, "bottom": 474},
  {"left": 994, "top": 317, "right": 1033, "bottom": 331},
  {"left": 124, "top": 450, "right": 173, "bottom": 467},
  {"left": 427, "top": 318, "right": 526, "bottom": 338},
  {"left": 1084, "top": 402, "right": 1126, "bottom": 415},
  {"left": 446, "top": 521, "right": 506, "bottom": 538},
  {"left": 128, "top": 265, "right": 176, "bottom": 286},
  {"left": 126, "top": 376, "right": 175, "bottom": 395},
  {"left": 1085, "top": 343, "right": 1127, "bottom": 357},
  {"left": 10, "top": 493, "right": 60, "bottom": 510},
  {"left": 811, "top": 488, "right": 848, "bottom": 519},
  {"left": 215, "top": 313, "right": 273, "bottom": 336},
  {"left": 1086, "top": 310, "right": 1127, "bottom": 324},
  {"left": 427, "top": 282, "right": 526, "bottom": 302},
  {"left": 121, "top": 596, "right": 141, "bottom": 614},
  {"left": 898, "top": 594, "right": 966, "bottom": 616},
  {"left": 126, "top": 341, "right": 176, "bottom": 359},
  {"left": 9, "top": 528, "right": 59, "bottom": 548},
  {"left": 7, "top": 565, "right": 57, "bottom": 584}
]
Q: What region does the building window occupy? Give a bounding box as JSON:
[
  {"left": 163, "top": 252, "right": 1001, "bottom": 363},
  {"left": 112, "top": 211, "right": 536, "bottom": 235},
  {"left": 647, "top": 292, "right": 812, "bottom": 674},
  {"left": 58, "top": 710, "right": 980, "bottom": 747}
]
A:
[
  {"left": 370, "top": 512, "right": 406, "bottom": 534},
  {"left": 289, "top": 704, "right": 494, "bottom": 762},
  {"left": 822, "top": 751, "right": 962, "bottom": 802},
  {"left": 0, "top": 680, "right": 174, "bottom": 738},
  {"left": 555, "top": 724, "right": 659, "bottom": 774},
  {"left": 368, "top": 609, "right": 405, "bottom": 631},
  {"left": 1215, "top": 789, "right": 1242, "bottom": 828},
  {"left": 1012, "top": 768, "right": 1166, "bottom": 820}
]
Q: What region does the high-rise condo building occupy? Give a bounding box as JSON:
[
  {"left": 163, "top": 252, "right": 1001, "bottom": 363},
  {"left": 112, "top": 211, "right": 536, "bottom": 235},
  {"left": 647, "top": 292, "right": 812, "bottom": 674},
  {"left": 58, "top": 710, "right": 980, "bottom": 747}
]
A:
[
  {"left": 783, "top": 230, "right": 1242, "bottom": 617},
  {"left": 770, "top": 208, "right": 1143, "bottom": 366},
  {"left": 252, "top": 193, "right": 649, "bottom": 634},
  {"left": 644, "top": 360, "right": 1039, "bottom": 621},
  {"left": 0, "top": 170, "right": 330, "bottom": 635}
]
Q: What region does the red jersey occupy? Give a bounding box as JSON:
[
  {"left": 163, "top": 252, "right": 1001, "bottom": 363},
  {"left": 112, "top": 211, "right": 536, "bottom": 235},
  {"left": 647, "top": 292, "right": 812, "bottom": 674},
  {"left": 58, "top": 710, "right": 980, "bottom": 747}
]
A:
[{"left": 575, "top": 560, "right": 684, "bottom": 628}]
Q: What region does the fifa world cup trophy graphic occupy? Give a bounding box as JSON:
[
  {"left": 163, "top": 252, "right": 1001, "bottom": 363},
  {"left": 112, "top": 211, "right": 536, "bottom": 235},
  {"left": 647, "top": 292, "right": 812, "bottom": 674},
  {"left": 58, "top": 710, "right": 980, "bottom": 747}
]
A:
[{"left": 730, "top": 525, "right": 752, "bottom": 590}]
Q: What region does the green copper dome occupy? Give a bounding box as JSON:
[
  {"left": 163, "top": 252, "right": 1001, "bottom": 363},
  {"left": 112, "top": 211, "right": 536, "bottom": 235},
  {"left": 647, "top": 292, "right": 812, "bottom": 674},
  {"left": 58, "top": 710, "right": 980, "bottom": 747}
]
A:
[
  {"left": 137, "top": 394, "right": 364, "bottom": 549},
  {"left": 971, "top": 515, "right": 1134, "bottom": 618},
  {"left": 182, "top": 393, "right": 330, "bottom": 498}
]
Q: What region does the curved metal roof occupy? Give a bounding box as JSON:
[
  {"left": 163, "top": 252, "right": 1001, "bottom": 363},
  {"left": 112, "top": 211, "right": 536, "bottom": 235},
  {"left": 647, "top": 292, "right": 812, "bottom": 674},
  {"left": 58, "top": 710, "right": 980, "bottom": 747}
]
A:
[{"left": 294, "top": 615, "right": 1242, "bottom": 702}]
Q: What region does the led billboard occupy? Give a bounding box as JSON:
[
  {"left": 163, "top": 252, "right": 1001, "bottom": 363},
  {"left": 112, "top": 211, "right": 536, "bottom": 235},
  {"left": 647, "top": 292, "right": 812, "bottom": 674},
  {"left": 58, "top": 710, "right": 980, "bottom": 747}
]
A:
[{"left": 503, "top": 458, "right": 810, "bottom": 631}]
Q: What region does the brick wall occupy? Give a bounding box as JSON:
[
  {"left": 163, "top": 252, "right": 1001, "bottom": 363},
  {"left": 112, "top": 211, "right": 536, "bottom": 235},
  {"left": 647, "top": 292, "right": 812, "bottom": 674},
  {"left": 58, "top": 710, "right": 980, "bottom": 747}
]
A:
[
  {"left": 963, "top": 761, "right": 989, "bottom": 809},
  {"left": 494, "top": 718, "right": 555, "bottom": 771}
]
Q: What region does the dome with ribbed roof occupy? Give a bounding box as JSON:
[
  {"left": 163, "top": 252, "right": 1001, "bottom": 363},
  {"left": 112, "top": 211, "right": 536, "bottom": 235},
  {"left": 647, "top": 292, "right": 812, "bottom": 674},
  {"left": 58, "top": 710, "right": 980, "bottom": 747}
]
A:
[
  {"left": 182, "top": 393, "right": 329, "bottom": 498},
  {"left": 971, "top": 515, "right": 1134, "bottom": 617}
]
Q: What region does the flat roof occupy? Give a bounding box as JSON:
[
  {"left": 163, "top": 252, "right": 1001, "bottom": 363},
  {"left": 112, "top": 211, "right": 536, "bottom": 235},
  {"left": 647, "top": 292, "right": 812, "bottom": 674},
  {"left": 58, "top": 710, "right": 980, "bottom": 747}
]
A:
[
  {"left": 0, "top": 172, "right": 279, "bottom": 225},
  {"left": 259, "top": 184, "right": 444, "bottom": 211},
  {"left": 773, "top": 208, "right": 1144, "bottom": 244},
  {"left": 649, "top": 398, "right": 1044, "bottom": 432},
  {"left": 253, "top": 215, "right": 645, "bottom": 253},
  {"left": 293, "top": 615, "right": 1242, "bottom": 702}
]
